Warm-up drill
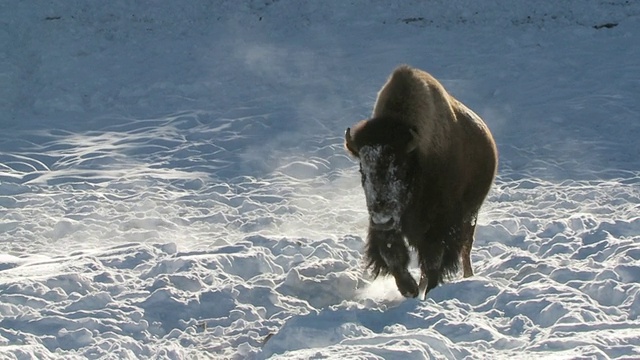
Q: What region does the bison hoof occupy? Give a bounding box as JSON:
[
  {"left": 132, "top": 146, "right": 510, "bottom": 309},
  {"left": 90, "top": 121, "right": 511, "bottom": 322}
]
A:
[{"left": 395, "top": 272, "right": 419, "bottom": 298}]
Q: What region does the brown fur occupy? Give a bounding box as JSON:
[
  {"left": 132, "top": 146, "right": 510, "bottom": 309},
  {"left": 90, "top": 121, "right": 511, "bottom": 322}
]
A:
[{"left": 345, "top": 65, "right": 498, "bottom": 298}]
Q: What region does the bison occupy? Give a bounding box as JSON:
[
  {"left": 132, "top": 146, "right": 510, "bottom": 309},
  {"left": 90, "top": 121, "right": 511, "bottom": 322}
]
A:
[{"left": 345, "top": 65, "right": 498, "bottom": 299}]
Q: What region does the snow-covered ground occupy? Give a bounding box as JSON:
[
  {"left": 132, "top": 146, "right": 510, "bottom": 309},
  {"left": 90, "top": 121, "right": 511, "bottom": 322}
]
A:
[{"left": 1, "top": 1, "right": 639, "bottom": 359}]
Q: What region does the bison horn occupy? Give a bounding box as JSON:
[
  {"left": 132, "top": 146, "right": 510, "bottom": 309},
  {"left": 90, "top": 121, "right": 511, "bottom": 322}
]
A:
[
  {"left": 345, "top": 127, "right": 359, "bottom": 157},
  {"left": 406, "top": 128, "right": 419, "bottom": 153}
]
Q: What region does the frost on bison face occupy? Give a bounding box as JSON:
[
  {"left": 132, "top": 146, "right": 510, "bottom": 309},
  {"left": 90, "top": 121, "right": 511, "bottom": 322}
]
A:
[{"left": 358, "top": 144, "right": 412, "bottom": 231}]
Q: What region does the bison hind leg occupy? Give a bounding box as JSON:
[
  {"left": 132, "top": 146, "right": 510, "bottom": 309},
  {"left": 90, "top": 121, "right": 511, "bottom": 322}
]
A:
[
  {"left": 461, "top": 241, "right": 473, "bottom": 278},
  {"left": 461, "top": 213, "right": 478, "bottom": 278}
]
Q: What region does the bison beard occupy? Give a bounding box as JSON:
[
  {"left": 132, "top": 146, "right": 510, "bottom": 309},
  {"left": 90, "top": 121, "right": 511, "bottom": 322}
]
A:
[
  {"left": 345, "top": 65, "right": 498, "bottom": 299},
  {"left": 366, "top": 229, "right": 417, "bottom": 297},
  {"left": 366, "top": 212, "right": 473, "bottom": 298}
]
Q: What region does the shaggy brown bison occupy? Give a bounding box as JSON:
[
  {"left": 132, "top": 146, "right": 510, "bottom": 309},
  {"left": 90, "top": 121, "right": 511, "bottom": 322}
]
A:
[{"left": 345, "top": 65, "right": 498, "bottom": 299}]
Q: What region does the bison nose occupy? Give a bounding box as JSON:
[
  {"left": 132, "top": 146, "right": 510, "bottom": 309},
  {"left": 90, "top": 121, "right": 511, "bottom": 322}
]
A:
[{"left": 370, "top": 213, "right": 395, "bottom": 230}]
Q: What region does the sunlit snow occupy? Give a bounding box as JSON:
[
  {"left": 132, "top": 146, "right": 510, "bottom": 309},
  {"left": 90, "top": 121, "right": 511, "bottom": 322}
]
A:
[{"left": 1, "top": 1, "right": 639, "bottom": 359}]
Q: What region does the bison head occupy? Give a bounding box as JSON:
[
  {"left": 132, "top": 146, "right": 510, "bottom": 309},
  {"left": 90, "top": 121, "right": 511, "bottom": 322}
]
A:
[{"left": 345, "top": 119, "right": 419, "bottom": 231}]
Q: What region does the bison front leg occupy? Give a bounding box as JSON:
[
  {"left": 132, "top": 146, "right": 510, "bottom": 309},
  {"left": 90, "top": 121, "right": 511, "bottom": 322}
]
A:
[
  {"left": 414, "top": 224, "right": 450, "bottom": 299},
  {"left": 417, "top": 252, "right": 444, "bottom": 300},
  {"left": 418, "top": 268, "right": 442, "bottom": 300},
  {"left": 366, "top": 229, "right": 418, "bottom": 298}
]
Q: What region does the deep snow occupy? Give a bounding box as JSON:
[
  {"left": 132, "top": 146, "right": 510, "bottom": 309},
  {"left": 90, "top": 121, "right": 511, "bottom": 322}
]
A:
[{"left": 1, "top": 1, "right": 639, "bottom": 359}]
